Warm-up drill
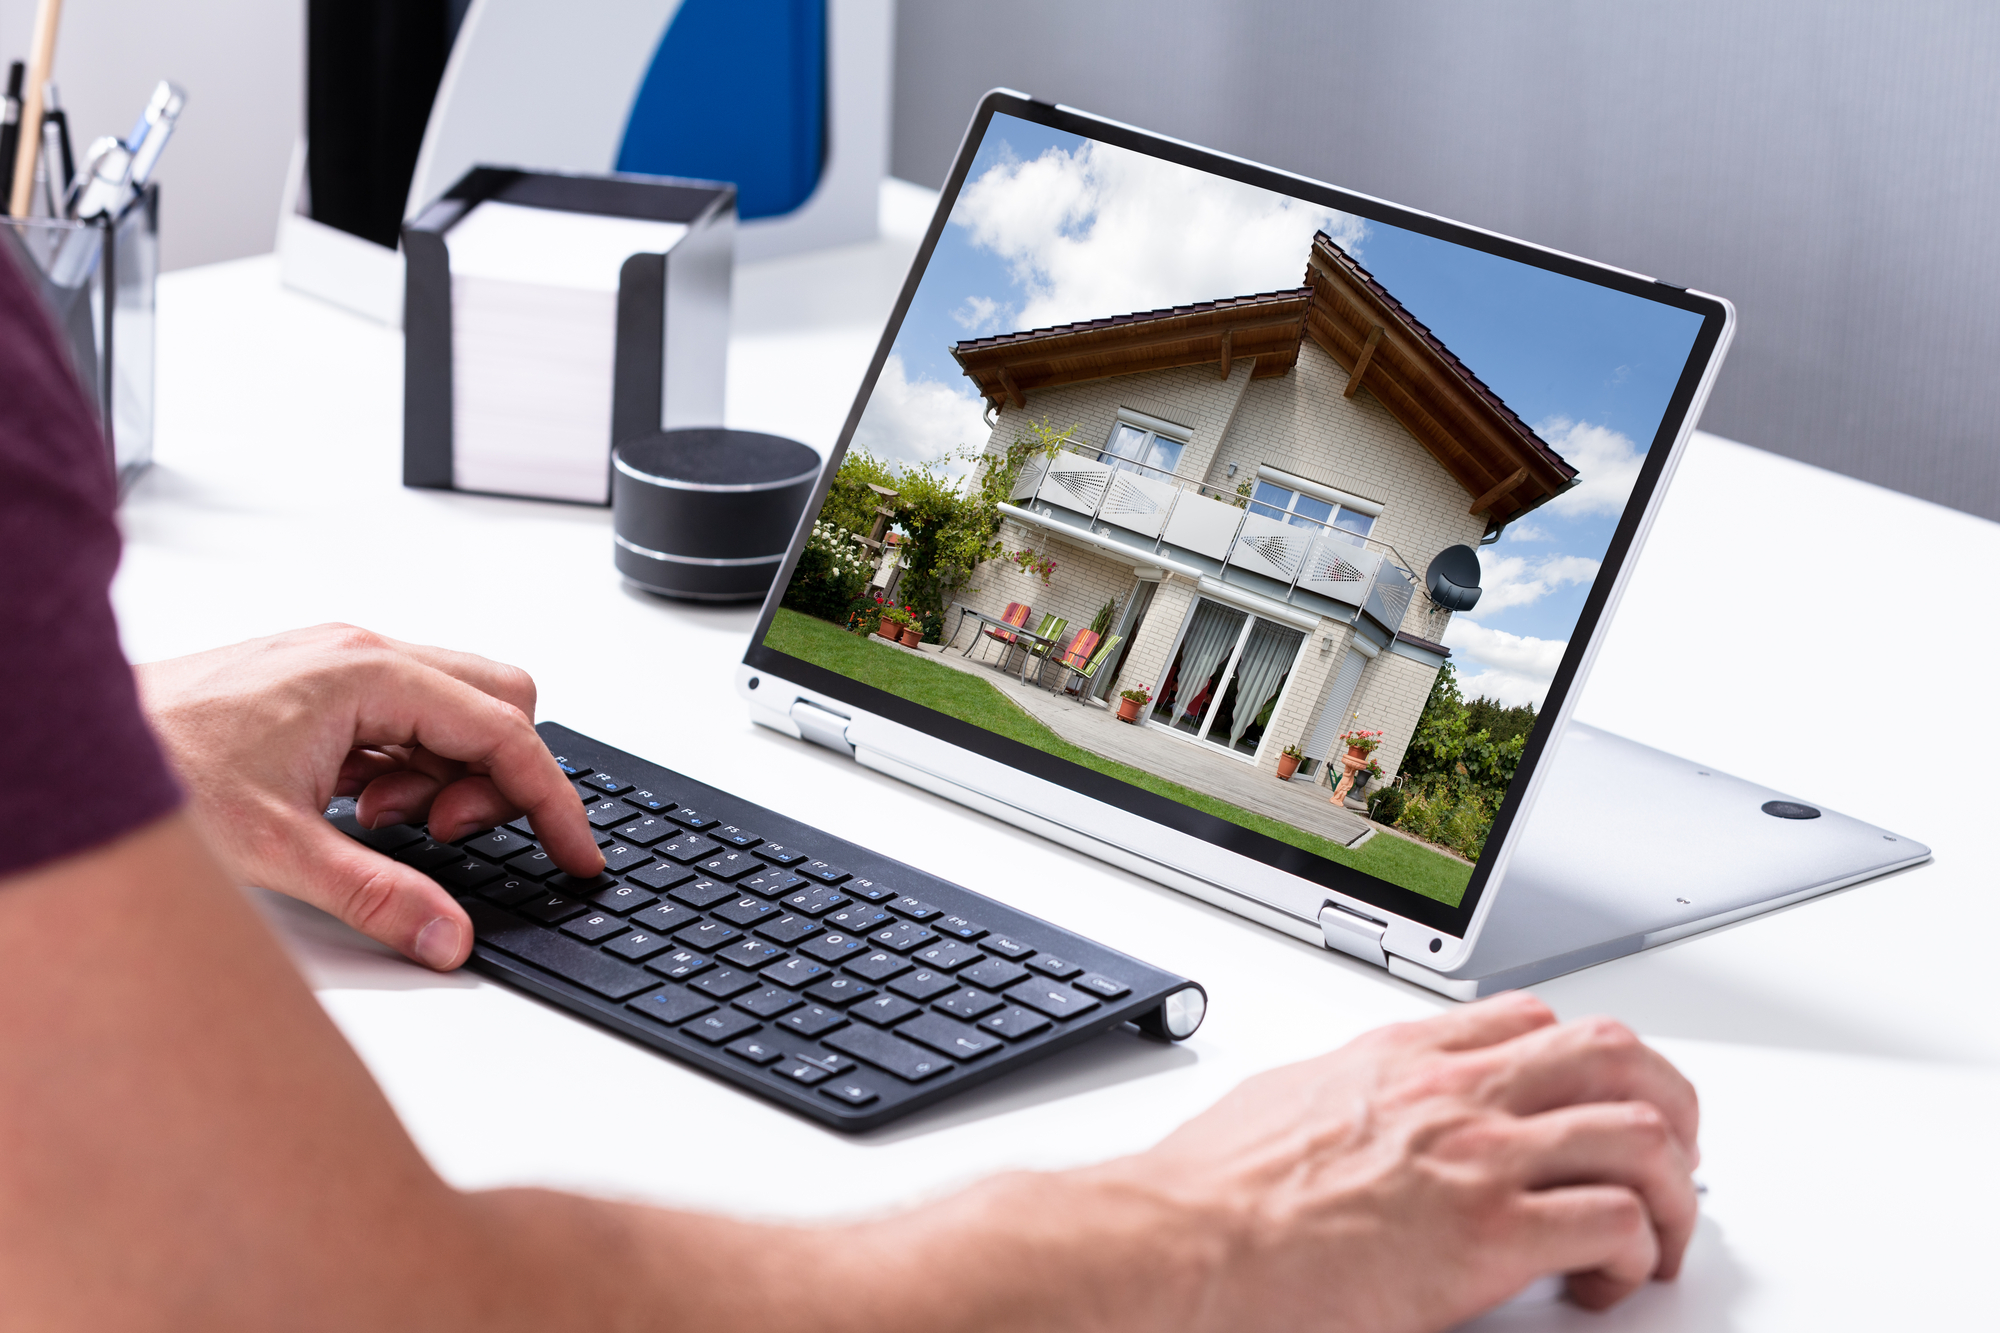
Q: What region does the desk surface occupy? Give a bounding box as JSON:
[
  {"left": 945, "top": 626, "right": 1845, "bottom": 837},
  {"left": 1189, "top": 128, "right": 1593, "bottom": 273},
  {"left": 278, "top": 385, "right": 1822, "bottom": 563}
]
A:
[{"left": 113, "top": 197, "right": 1999, "bottom": 1328}]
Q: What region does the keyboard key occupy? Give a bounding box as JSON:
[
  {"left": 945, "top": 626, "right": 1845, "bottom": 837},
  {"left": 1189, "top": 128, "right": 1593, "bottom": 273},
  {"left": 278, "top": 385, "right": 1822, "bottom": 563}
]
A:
[
  {"left": 755, "top": 842, "right": 808, "bottom": 867},
  {"left": 780, "top": 1059, "right": 833, "bottom": 1086},
  {"left": 892, "top": 896, "right": 942, "bottom": 922},
  {"left": 623, "top": 788, "right": 674, "bottom": 813},
  {"left": 674, "top": 920, "right": 742, "bottom": 952},
  {"left": 869, "top": 924, "right": 937, "bottom": 953},
  {"left": 842, "top": 876, "right": 895, "bottom": 903},
  {"left": 689, "top": 967, "right": 759, "bottom": 1000},
  {"left": 732, "top": 986, "right": 803, "bottom": 1019},
  {"left": 546, "top": 871, "right": 622, "bottom": 900},
  {"left": 800, "top": 860, "right": 850, "bottom": 885},
  {"left": 844, "top": 951, "right": 911, "bottom": 983},
  {"left": 592, "top": 831, "right": 616, "bottom": 848},
  {"left": 660, "top": 834, "right": 721, "bottom": 864},
  {"left": 762, "top": 956, "right": 830, "bottom": 989},
  {"left": 591, "top": 882, "right": 658, "bottom": 914},
  {"left": 598, "top": 843, "right": 653, "bottom": 875},
  {"left": 752, "top": 913, "right": 819, "bottom": 944},
  {"left": 825, "top": 904, "right": 892, "bottom": 934},
  {"left": 645, "top": 948, "right": 712, "bottom": 981},
  {"left": 725, "top": 1035, "right": 785, "bottom": 1065},
  {"left": 505, "top": 815, "right": 537, "bottom": 839},
  {"left": 913, "top": 941, "right": 984, "bottom": 972},
  {"left": 465, "top": 902, "right": 656, "bottom": 1000},
  {"left": 960, "top": 957, "right": 1029, "bottom": 991},
  {"left": 396, "top": 838, "right": 461, "bottom": 872},
  {"left": 713, "top": 895, "right": 779, "bottom": 927},
  {"left": 354, "top": 822, "right": 426, "bottom": 854},
  {"left": 582, "top": 772, "right": 634, "bottom": 796},
  {"left": 819, "top": 1080, "right": 878, "bottom": 1107},
  {"left": 629, "top": 861, "right": 696, "bottom": 892},
  {"left": 436, "top": 858, "right": 505, "bottom": 891},
  {"left": 1074, "top": 973, "right": 1131, "bottom": 1000},
  {"left": 549, "top": 754, "right": 591, "bottom": 779},
  {"left": 1006, "top": 980, "right": 1101, "bottom": 1022},
  {"left": 980, "top": 1006, "right": 1053, "bottom": 1041},
  {"left": 717, "top": 938, "right": 785, "bottom": 969},
  {"left": 935, "top": 987, "right": 1003, "bottom": 1021},
  {"left": 935, "top": 914, "right": 986, "bottom": 941},
  {"left": 463, "top": 827, "right": 535, "bottom": 862},
  {"left": 667, "top": 879, "right": 735, "bottom": 909},
  {"left": 560, "top": 911, "right": 627, "bottom": 942},
  {"left": 627, "top": 987, "right": 717, "bottom": 1026},
  {"left": 806, "top": 976, "right": 875, "bottom": 1006},
  {"left": 521, "top": 893, "right": 588, "bottom": 924},
  {"left": 1027, "top": 955, "right": 1083, "bottom": 980},
  {"left": 800, "top": 933, "right": 869, "bottom": 965},
  {"left": 887, "top": 969, "right": 956, "bottom": 1002},
  {"left": 629, "top": 902, "right": 698, "bottom": 935},
  {"left": 683, "top": 1010, "right": 760, "bottom": 1045},
  {"left": 712, "top": 825, "right": 761, "bottom": 849},
  {"left": 479, "top": 877, "right": 543, "bottom": 908},
  {"left": 695, "top": 851, "right": 765, "bottom": 882},
  {"left": 504, "top": 849, "right": 563, "bottom": 880},
  {"left": 849, "top": 993, "right": 921, "bottom": 1027},
  {"left": 779, "top": 1004, "right": 846, "bottom": 1038},
  {"left": 603, "top": 930, "right": 674, "bottom": 961},
  {"left": 899, "top": 1011, "right": 1001, "bottom": 1061},
  {"left": 824, "top": 1026, "right": 952, "bottom": 1082},
  {"left": 740, "top": 869, "right": 808, "bottom": 898},
  {"left": 584, "top": 799, "right": 633, "bottom": 829},
  {"left": 612, "top": 817, "right": 676, "bottom": 847},
  {"left": 982, "top": 934, "right": 1035, "bottom": 960},
  {"left": 782, "top": 887, "right": 850, "bottom": 917},
  {"left": 669, "top": 808, "right": 720, "bottom": 831}
]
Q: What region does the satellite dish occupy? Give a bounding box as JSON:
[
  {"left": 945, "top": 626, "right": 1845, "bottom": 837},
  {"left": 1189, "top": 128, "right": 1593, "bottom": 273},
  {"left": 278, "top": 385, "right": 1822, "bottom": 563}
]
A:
[{"left": 1426, "top": 545, "right": 1483, "bottom": 612}]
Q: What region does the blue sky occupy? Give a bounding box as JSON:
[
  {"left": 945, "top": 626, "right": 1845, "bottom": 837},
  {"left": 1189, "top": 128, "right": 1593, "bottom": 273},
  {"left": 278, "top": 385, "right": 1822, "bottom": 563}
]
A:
[{"left": 851, "top": 113, "right": 1706, "bottom": 707}]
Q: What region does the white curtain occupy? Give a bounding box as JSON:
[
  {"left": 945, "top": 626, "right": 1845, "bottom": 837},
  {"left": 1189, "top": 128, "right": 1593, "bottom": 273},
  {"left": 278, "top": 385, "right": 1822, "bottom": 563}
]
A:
[
  {"left": 1227, "top": 620, "right": 1306, "bottom": 749},
  {"left": 1170, "top": 600, "right": 1246, "bottom": 725}
]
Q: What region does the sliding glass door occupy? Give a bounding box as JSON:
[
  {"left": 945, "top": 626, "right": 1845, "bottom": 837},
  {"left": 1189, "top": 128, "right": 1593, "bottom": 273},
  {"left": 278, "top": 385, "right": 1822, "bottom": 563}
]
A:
[{"left": 1152, "top": 598, "right": 1306, "bottom": 757}]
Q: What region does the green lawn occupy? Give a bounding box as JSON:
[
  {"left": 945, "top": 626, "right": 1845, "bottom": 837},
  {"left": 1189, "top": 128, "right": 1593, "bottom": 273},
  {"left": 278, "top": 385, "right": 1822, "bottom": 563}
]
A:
[{"left": 765, "top": 608, "right": 1472, "bottom": 905}]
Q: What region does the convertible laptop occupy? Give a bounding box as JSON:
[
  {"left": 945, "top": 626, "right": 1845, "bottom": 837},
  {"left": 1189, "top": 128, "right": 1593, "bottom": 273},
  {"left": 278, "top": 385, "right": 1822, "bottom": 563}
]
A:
[{"left": 737, "top": 91, "right": 1930, "bottom": 998}]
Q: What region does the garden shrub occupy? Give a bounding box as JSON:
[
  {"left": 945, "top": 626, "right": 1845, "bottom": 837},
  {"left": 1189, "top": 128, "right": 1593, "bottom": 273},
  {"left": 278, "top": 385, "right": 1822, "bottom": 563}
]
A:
[{"left": 1367, "top": 785, "right": 1406, "bottom": 826}]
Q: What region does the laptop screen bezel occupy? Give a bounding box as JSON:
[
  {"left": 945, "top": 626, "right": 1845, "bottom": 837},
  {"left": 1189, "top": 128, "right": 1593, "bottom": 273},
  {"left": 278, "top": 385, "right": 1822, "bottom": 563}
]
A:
[{"left": 740, "top": 90, "right": 1731, "bottom": 940}]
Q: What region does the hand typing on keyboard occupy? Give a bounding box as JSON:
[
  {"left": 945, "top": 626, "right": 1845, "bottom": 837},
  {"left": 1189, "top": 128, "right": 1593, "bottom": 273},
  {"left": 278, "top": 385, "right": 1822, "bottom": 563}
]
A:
[{"left": 135, "top": 624, "right": 601, "bottom": 970}]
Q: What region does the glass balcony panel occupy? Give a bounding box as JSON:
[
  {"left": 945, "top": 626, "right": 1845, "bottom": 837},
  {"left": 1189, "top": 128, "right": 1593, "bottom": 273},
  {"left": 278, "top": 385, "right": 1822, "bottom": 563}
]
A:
[
  {"left": 1040, "top": 453, "right": 1114, "bottom": 515},
  {"left": 1010, "top": 452, "right": 1050, "bottom": 502},
  {"left": 1297, "top": 533, "right": 1383, "bottom": 607},
  {"left": 1231, "top": 508, "right": 1312, "bottom": 581}
]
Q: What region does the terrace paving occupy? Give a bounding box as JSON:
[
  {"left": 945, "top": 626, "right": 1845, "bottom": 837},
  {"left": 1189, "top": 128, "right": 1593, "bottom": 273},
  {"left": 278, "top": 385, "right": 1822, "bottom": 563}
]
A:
[{"left": 879, "top": 630, "right": 1375, "bottom": 848}]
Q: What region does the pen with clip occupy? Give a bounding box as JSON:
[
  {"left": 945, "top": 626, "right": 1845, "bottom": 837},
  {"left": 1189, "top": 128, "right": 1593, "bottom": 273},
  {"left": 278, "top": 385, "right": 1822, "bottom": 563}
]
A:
[
  {"left": 0, "top": 63, "right": 23, "bottom": 216},
  {"left": 48, "top": 80, "right": 185, "bottom": 286}
]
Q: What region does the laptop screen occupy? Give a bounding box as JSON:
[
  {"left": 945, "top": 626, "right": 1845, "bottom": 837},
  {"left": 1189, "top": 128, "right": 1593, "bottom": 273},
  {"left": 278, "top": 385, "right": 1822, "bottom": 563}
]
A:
[{"left": 745, "top": 98, "right": 1726, "bottom": 934}]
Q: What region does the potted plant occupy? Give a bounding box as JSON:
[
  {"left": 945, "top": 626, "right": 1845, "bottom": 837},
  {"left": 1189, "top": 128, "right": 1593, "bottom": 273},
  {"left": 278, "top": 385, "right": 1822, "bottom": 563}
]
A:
[
  {"left": 1339, "top": 728, "right": 1383, "bottom": 761},
  {"left": 1277, "top": 744, "right": 1304, "bottom": 781},
  {"left": 897, "top": 606, "right": 922, "bottom": 647},
  {"left": 879, "top": 604, "right": 910, "bottom": 641},
  {"left": 1116, "top": 684, "right": 1151, "bottom": 724}
]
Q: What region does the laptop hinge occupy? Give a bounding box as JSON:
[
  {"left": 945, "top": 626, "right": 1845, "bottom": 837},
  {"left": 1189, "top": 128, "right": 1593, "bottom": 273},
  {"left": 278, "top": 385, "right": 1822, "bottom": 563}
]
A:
[
  {"left": 789, "top": 701, "right": 855, "bottom": 758},
  {"left": 1320, "top": 901, "right": 1389, "bottom": 968}
]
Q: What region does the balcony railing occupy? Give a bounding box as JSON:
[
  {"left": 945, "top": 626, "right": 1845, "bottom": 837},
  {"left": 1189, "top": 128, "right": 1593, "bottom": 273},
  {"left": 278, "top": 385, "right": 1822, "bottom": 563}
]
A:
[{"left": 1008, "top": 444, "right": 1420, "bottom": 635}]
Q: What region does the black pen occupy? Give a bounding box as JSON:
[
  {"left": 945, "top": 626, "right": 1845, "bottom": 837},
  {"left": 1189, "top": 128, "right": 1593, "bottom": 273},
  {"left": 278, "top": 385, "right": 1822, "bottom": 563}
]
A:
[
  {"left": 0, "top": 63, "right": 23, "bottom": 217},
  {"left": 42, "top": 82, "right": 73, "bottom": 192}
]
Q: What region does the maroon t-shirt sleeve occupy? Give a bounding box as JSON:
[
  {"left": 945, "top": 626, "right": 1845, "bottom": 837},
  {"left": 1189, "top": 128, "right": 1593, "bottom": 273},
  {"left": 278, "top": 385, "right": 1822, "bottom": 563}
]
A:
[{"left": 0, "top": 243, "right": 181, "bottom": 878}]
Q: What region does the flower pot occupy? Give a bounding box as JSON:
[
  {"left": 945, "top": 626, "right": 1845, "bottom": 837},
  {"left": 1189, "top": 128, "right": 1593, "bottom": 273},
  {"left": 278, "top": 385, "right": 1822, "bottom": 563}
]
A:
[
  {"left": 1277, "top": 753, "right": 1301, "bottom": 781},
  {"left": 899, "top": 626, "right": 922, "bottom": 647},
  {"left": 1117, "top": 697, "right": 1143, "bottom": 723},
  {"left": 878, "top": 617, "right": 898, "bottom": 639},
  {"left": 1346, "top": 745, "right": 1370, "bottom": 762}
]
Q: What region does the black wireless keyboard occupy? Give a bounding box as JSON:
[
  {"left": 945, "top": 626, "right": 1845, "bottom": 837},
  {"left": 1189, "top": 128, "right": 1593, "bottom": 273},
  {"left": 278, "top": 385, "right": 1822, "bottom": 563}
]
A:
[{"left": 323, "top": 722, "right": 1207, "bottom": 1131}]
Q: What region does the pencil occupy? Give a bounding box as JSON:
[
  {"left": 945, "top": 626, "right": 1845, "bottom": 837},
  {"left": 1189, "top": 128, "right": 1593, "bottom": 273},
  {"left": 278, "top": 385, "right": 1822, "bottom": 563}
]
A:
[{"left": 7, "top": 0, "right": 64, "bottom": 218}]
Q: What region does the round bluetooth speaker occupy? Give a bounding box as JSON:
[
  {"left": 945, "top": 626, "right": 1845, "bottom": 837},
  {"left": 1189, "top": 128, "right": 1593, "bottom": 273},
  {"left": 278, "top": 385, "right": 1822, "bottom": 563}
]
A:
[{"left": 611, "top": 429, "right": 822, "bottom": 602}]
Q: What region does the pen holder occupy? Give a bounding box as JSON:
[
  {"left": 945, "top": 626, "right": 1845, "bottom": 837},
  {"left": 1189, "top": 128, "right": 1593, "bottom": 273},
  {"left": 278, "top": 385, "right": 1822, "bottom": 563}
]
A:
[{"left": 0, "top": 184, "right": 159, "bottom": 496}]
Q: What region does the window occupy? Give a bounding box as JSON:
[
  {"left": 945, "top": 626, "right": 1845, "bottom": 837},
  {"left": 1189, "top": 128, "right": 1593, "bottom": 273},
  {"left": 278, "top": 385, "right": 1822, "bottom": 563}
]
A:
[
  {"left": 1099, "top": 418, "right": 1187, "bottom": 477},
  {"left": 1151, "top": 597, "right": 1307, "bottom": 758},
  {"left": 1248, "top": 478, "right": 1377, "bottom": 546}
]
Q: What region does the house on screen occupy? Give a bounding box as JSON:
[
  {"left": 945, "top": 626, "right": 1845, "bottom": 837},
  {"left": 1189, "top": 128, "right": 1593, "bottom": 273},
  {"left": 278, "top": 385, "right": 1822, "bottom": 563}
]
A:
[{"left": 950, "top": 231, "right": 1577, "bottom": 790}]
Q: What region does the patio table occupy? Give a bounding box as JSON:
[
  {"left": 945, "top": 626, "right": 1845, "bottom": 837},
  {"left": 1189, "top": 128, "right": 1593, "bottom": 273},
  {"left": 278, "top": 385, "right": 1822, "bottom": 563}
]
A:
[{"left": 953, "top": 607, "right": 1061, "bottom": 687}]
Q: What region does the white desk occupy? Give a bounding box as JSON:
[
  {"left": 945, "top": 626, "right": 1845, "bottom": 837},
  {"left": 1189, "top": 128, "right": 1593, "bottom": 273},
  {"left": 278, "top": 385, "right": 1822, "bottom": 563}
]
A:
[{"left": 112, "top": 207, "right": 2000, "bottom": 1327}]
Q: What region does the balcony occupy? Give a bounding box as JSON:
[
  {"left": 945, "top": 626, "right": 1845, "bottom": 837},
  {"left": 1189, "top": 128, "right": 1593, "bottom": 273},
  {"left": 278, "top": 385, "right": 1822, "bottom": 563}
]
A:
[{"left": 1003, "top": 445, "right": 1419, "bottom": 636}]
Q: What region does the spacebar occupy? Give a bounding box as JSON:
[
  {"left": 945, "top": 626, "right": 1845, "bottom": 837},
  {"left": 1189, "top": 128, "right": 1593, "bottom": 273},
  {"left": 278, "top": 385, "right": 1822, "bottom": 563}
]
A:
[{"left": 463, "top": 901, "right": 656, "bottom": 1000}]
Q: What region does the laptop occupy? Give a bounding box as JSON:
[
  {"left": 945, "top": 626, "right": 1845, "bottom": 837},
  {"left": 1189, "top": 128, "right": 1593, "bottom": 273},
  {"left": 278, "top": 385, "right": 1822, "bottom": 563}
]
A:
[{"left": 736, "top": 91, "right": 1929, "bottom": 998}]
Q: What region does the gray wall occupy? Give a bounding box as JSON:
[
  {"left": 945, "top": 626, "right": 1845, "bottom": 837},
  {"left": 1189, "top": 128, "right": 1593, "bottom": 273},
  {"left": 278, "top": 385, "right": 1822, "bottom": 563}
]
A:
[
  {"left": 893, "top": 0, "right": 2000, "bottom": 523},
  {"left": 0, "top": 0, "right": 300, "bottom": 271}
]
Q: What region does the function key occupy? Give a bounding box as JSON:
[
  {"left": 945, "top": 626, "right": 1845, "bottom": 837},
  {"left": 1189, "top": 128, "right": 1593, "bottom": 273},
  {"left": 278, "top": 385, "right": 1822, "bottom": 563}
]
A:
[
  {"left": 464, "top": 827, "right": 534, "bottom": 861},
  {"left": 843, "top": 877, "right": 895, "bottom": 903},
  {"left": 660, "top": 834, "right": 722, "bottom": 864},
  {"left": 980, "top": 1005, "right": 1053, "bottom": 1041},
  {"left": 1074, "top": 973, "right": 1131, "bottom": 1000},
  {"left": 892, "top": 896, "right": 942, "bottom": 922},
  {"left": 806, "top": 976, "right": 875, "bottom": 1006},
  {"left": 590, "top": 882, "right": 659, "bottom": 914},
  {"left": 644, "top": 948, "right": 712, "bottom": 981},
  {"left": 780, "top": 1058, "right": 833, "bottom": 1086},
  {"left": 887, "top": 969, "right": 956, "bottom": 1002},
  {"left": 912, "top": 941, "right": 983, "bottom": 972},
  {"left": 670, "top": 808, "right": 720, "bottom": 831},
  {"left": 935, "top": 914, "right": 986, "bottom": 941},
  {"left": 627, "top": 987, "right": 715, "bottom": 1027},
  {"left": 623, "top": 789, "right": 673, "bottom": 813},
  {"left": 713, "top": 825, "right": 761, "bottom": 849},
  {"left": 598, "top": 844, "right": 654, "bottom": 875},
  {"left": 757, "top": 843, "right": 809, "bottom": 867},
  {"left": 843, "top": 951, "right": 911, "bottom": 983},
  {"left": 549, "top": 755, "right": 591, "bottom": 778},
  {"left": 612, "top": 817, "right": 676, "bottom": 847},
  {"left": 869, "top": 923, "right": 937, "bottom": 954},
  {"left": 819, "top": 1081, "right": 879, "bottom": 1108},
  {"left": 1005, "top": 980, "right": 1101, "bottom": 1022},
  {"left": 629, "top": 861, "right": 696, "bottom": 892},
  {"left": 560, "top": 911, "right": 627, "bottom": 943},
  {"left": 584, "top": 799, "right": 633, "bottom": 829},
  {"left": 603, "top": 931, "right": 673, "bottom": 962},
  {"left": 505, "top": 849, "right": 561, "bottom": 880},
  {"left": 982, "top": 934, "right": 1035, "bottom": 960},
  {"left": 741, "top": 869, "right": 808, "bottom": 898},
  {"left": 582, "top": 772, "right": 634, "bottom": 796},
  {"left": 800, "top": 861, "right": 850, "bottom": 885},
  {"left": 783, "top": 887, "right": 850, "bottom": 917},
  {"left": 725, "top": 1036, "right": 785, "bottom": 1065},
  {"left": 695, "top": 851, "right": 765, "bottom": 882},
  {"left": 667, "top": 878, "right": 735, "bottom": 909},
  {"left": 683, "top": 1010, "right": 761, "bottom": 1045},
  {"left": 1027, "top": 955, "right": 1082, "bottom": 980}
]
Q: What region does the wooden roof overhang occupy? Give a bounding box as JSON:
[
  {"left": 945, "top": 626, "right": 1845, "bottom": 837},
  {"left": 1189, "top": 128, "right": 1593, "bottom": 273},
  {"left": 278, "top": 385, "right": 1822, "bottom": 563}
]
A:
[
  {"left": 1303, "top": 233, "right": 1576, "bottom": 526},
  {"left": 950, "top": 290, "right": 1311, "bottom": 411}
]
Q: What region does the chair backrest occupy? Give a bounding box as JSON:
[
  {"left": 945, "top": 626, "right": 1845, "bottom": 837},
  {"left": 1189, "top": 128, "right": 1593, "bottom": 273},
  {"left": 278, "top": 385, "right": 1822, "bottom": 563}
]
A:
[
  {"left": 1035, "top": 617, "right": 1068, "bottom": 652},
  {"left": 1081, "top": 633, "right": 1123, "bottom": 677},
  {"left": 1004, "top": 602, "right": 1031, "bottom": 627},
  {"left": 1060, "top": 629, "right": 1101, "bottom": 670}
]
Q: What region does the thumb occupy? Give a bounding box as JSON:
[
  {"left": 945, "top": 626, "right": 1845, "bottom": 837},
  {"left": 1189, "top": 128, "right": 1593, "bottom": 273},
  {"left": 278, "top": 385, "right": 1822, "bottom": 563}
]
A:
[{"left": 291, "top": 808, "right": 474, "bottom": 970}]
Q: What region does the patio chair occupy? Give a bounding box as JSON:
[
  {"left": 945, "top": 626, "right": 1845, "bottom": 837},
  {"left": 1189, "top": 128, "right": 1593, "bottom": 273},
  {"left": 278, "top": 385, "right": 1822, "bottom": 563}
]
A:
[
  {"left": 1024, "top": 617, "right": 1068, "bottom": 686},
  {"left": 1048, "top": 628, "right": 1099, "bottom": 692},
  {"left": 974, "top": 602, "right": 1031, "bottom": 662},
  {"left": 1062, "top": 633, "right": 1122, "bottom": 697}
]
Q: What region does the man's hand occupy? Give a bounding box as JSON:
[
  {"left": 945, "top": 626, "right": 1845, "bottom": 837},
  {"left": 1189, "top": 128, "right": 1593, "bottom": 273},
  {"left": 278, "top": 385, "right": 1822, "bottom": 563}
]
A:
[{"left": 136, "top": 624, "right": 601, "bottom": 969}]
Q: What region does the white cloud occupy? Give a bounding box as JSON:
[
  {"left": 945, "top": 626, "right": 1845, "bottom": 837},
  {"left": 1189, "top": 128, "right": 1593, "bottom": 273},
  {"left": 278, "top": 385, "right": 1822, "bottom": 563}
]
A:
[
  {"left": 1536, "top": 416, "right": 1645, "bottom": 518},
  {"left": 1503, "top": 522, "right": 1552, "bottom": 542},
  {"left": 1441, "top": 618, "right": 1568, "bottom": 709},
  {"left": 951, "top": 294, "right": 1002, "bottom": 333},
  {"left": 851, "top": 354, "right": 991, "bottom": 473},
  {"left": 1473, "top": 551, "right": 1600, "bottom": 612},
  {"left": 952, "top": 139, "right": 1369, "bottom": 332}
]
